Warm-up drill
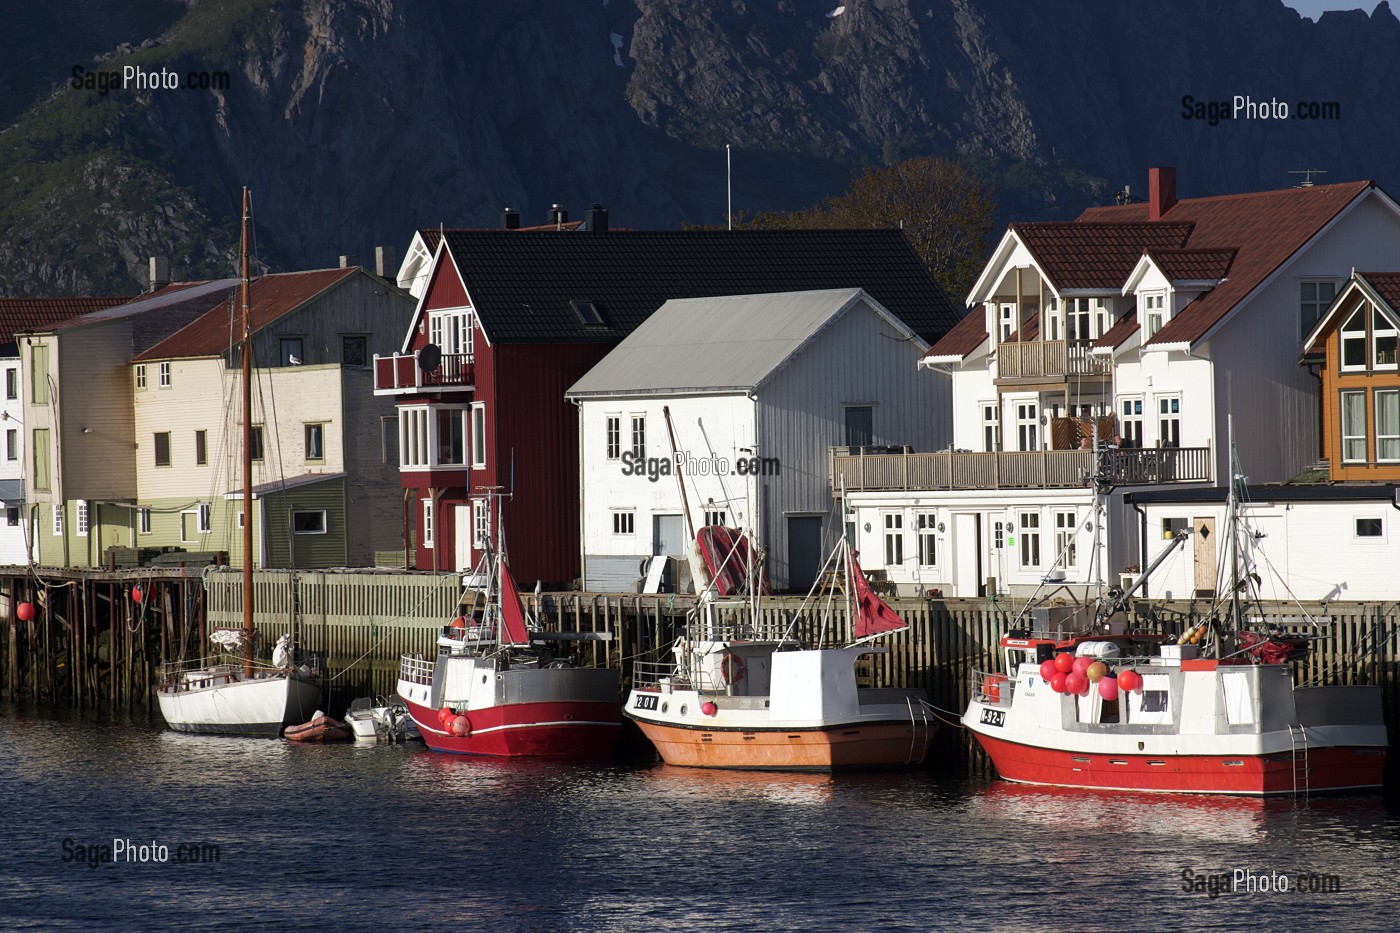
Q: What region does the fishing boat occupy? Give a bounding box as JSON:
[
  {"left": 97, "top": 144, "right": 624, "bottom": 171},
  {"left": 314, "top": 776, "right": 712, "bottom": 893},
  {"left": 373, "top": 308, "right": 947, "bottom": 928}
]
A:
[
  {"left": 625, "top": 529, "right": 936, "bottom": 771},
  {"left": 961, "top": 435, "right": 1389, "bottom": 795},
  {"left": 396, "top": 493, "right": 621, "bottom": 757},
  {"left": 156, "top": 188, "right": 322, "bottom": 737}
]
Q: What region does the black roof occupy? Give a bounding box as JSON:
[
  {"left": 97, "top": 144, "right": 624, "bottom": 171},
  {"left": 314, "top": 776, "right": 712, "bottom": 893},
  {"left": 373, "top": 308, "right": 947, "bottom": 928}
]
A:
[{"left": 440, "top": 229, "right": 957, "bottom": 345}]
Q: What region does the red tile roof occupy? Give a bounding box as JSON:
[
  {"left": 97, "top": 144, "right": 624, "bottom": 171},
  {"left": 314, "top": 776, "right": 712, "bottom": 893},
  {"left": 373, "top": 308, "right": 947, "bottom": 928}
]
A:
[
  {"left": 1010, "top": 222, "right": 1193, "bottom": 290},
  {"left": 1146, "top": 248, "right": 1238, "bottom": 282},
  {"left": 1358, "top": 271, "right": 1400, "bottom": 310},
  {"left": 0, "top": 296, "right": 132, "bottom": 345},
  {"left": 1078, "top": 180, "right": 1372, "bottom": 346},
  {"left": 1094, "top": 307, "right": 1139, "bottom": 350},
  {"left": 133, "top": 268, "right": 358, "bottom": 361},
  {"left": 919, "top": 307, "right": 987, "bottom": 360}
]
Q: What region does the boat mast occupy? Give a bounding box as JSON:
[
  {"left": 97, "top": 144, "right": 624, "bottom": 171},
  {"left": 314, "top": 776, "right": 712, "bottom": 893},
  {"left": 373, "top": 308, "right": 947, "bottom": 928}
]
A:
[
  {"left": 240, "top": 187, "right": 254, "bottom": 679},
  {"left": 1226, "top": 415, "right": 1241, "bottom": 644}
]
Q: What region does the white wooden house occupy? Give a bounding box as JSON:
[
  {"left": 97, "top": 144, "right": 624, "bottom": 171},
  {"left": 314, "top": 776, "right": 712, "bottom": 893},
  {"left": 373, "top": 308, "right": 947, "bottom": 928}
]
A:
[
  {"left": 841, "top": 168, "right": 1400, "bottom": 597},
  {"left": 567, "top": 288, "right": 948, "bottom": 592}
]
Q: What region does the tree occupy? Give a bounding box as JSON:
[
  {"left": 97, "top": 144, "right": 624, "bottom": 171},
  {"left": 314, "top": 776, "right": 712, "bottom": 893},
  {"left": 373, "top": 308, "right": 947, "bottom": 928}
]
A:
[{"left": 741, "top": 157, "right": 995, "bottom": 302}]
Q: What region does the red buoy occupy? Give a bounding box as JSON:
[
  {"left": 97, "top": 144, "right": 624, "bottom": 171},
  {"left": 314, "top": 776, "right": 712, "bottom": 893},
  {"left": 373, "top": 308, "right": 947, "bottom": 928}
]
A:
[
  {"left": 16, "top": 601, "right": 34, "bottom": 622},
  {"left": 450, "top": 715, "right": 471, "bottom": 737},
  {"left": 132, "top": 586, "right": 144, "bottom": 604},
  {"left": 1053, "top": 652, "right": 1074, "bottom": 674}
]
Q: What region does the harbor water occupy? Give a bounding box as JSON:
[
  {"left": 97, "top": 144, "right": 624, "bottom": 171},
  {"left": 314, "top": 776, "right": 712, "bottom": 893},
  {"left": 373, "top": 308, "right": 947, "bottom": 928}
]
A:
[{"left": 2, "top": 703, "right": 1398, "bottom": 931}]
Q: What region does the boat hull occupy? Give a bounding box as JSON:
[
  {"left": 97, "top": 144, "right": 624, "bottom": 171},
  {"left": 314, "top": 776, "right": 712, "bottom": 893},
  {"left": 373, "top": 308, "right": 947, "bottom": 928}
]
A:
[
  {"left": 402, "top": 696, "right": 621, "bottom": 758},
  {"left": 972, "top": 730, "right": 1386, "bottom": 795},
  {"left": 629, "top": 716, "right": 934, "bottom": 771},
  {"left": 285, "top": 715, "right": 352, "bottom": 743},
  {"left": 158, "top": 672, "right": 322, "bottom": 737}
]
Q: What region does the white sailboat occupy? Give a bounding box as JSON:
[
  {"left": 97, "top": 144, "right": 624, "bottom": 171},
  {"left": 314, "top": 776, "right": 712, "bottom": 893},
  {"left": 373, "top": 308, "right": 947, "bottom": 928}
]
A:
[{"left": 156, "top": 187, "right": 322, "bottom": 736}]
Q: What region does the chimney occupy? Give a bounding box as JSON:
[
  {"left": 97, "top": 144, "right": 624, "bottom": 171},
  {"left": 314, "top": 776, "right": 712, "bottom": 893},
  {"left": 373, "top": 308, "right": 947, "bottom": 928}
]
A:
[
  {"left": 1148, "top": 167, "right": 1177, "bottom": 221},
  {"left": 550, "top": 203, "right": 568, "bottom": 228},
  {"left": 374, "top": 245, "right": 396, "bottom": 278},
  {"left": 339, "top": 255, "right": 357, "bottom": 269},
  {"left": 587, "top": 203, "right": 609, "bottom": 233},
  {"left": 502, "top": 207, "right": 520, "bottom": 230},
  {"left": 148, "top": 256, "right": 170, "bottom": 292}
]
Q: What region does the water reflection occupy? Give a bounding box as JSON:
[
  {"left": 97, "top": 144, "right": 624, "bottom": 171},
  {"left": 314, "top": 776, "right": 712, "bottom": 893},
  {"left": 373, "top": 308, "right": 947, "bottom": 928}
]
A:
[{"left": 640, "top": 764, "right": 838, "bottom": 806}]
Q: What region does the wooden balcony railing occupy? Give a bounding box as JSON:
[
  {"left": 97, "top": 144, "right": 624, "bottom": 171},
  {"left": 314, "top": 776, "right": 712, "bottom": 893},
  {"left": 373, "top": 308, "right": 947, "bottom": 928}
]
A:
[
  {"left": 830, "top": 446, "right": 1212, "bottom": 493},
  {"left": 374, "top": 353, "right": 475, "bottom": 393},
  {"left": 996, "top": 339, "right": 1110, "bottom": 381}
]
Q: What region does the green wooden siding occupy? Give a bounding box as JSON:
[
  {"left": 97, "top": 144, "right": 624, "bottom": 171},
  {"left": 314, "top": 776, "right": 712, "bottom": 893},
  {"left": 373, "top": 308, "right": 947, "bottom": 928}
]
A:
[{"left": 262, "top": 477, "right": 347, "bottom": 569}]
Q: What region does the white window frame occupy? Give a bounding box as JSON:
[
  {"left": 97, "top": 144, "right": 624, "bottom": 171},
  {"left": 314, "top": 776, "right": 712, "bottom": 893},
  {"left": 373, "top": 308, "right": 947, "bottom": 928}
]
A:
[
  {"left": 5, "top": 429, "right": 15, "bottom": 462},
  {"left": 1018, "top": 511, "right": 1041, "bottom": 568},
  {"left": 198, "top": 502, "right": 212, "bottom": 534},
  {"left": 883, "top": 511, "right": 904, "bottom": 567},
  {"left": 472, "top": 498, "right": 490, "bottom": 549},
  {"left": 292, "top": 509, "right": 328, "bottom": 535},
  {"left": 1341, "top": 389, "right": 1367, "bottom": 463},
  {"left": 1340, "top": 309, "right": 1367, "bottom": 372},
  {"left": 612, "top": 510, "right": 635, "bottom": 536},
  {"left": 1066, "top": 297, "right": 1092, "bottom": 342},
  {"left": 1143, "top": 292, "right": 1166, "bottom": 339},
  {"left": 1376, "top": 389, "right": 1400, "bottom": 462},
  {"left": 139, "top": 508, "right": 152, "bottom": 536},
  {"left": 470, "top": 403, "right": 486, "bottom": 469},
  {"left": 76, "top": 502, "right": 89, "bottom": 537},
  {"left": 158, "top": 361, "right": 171, "bottom": 388},
  {"left": 52, "top": 503, "right": 63, "bottom": 536},
  {"left": 630, "top": 414, "right": 646, "bottom": 460},
  {"left": 1119, "top": 396, "right": 1144, "bottom": 447},
  {"left": 422, "top": 498, "right": 435, "bottom": 548},
  {"left": 1094, "top": 298, "right": 1110, "bottom": 338},
  {"left": 1015, "top": 400, "right": 1038, "bottom": 452},
  {"left": 305, "top": 422, "right": 326, "bottom": 463},
  {"left": 433, "top": 407, "right": 466, "bottom": 466},
  {"left": 1157, "top": 394, "right": 1181, "bottom": 449},
  {"left": 135, "top": 364, "right": 147, "bottom": 390},
  {"left": 1054, "top": 510, "right": 1077, "bottom": 569},
  {"left": 916, "top": 511, "right": 937, "bottom": 568},
  {"left": 997, "top": 303, "right": 1015, "bottom": 341},
  {"left": 428, "top": 308, "right": 474, "bottom": 358},
  {"left": 605, "top": 414, "right": 622, "bottom": 460},
  {"left": 1354, "top": 517, "right": 1385, "bottom": 541},
  {"left": 1372, "top": 307, "right": 1398, "bottom": 370},
  {"left": 703, "top": 510, "right": 727, "bottom": 527},
  {"left": 980, "top": 401, "right": 999, "bottom": 452},
  {"left": 398, "top": 406, "right": 429, "bottom": 469}
]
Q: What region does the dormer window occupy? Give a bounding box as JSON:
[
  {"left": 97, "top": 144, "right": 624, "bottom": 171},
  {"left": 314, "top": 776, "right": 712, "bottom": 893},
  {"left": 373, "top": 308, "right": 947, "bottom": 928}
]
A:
[
  {"left": 1337, "top": 305, "right": 1394, "bottom": 372},
  {"left": 428, "top": 309, "right": 473, "bottom": 358},
  {"left": 1373, "top": 309, "right": 1397, "bottom": 369},
  {"left": 1143, "top": 292, "right": 1166, "bottom": 339}
]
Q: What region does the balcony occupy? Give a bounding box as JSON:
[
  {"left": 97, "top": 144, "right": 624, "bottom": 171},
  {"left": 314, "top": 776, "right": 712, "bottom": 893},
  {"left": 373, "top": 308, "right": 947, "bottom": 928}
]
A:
[
  {"left": 995, "top": 339, "right": 1110, "bottom": 384},
  {"left": 830, "top": 446, "right": 1212, "bottom": 493},
  {"left": 374, "top": 353, "right": 474, "bottom": 395}
]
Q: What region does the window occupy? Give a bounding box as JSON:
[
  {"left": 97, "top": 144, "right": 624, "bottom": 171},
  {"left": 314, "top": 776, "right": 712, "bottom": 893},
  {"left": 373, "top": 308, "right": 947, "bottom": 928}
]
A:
[
  {"left": 280, "top": 338, "right": 304, "bottom": 366},
  {"left": 1143, "top": 292, "right": 1166, "bottom": 339},
  {"left": 32, "top": 428, "right": 49, "bottom": 491},
  {"left": 380, "top": 416, "right": 398, "bottom": 465},
  {"left": 1094, "top": 298, "right": 1110, "bottom": 337},
  {"left": 429, "top": 309, "right": 473, "bottom": 357},
  {"left": 435, "top": 409, "right": 463, "bottom": 465},
  {"left": 472, "top": 498, "right": 490, "bottom": 549},
  {"left": 1066, "top": 297, "right": 1092, "bottom": 342},
  {"left": 249, "top": 426, "right": 265, "bottom": 462},
  {"left": 1044, "top": 296, "right": 1059, "bottom": 341},
  {"left": 992, "top": 520, "right": 1004, "bottom": 550},
  {"left": 1341, "top": 390, "right": 1367, "bottom": 463},
  {"left": 1341, "top": 309, "right": 1367, "bottom": 369},
  {"left": 195, "top": 430, "right": 208, "bottom": 466},
  {"left": 1356, "top": 517, "right": 1383, "bottom": 538},
  {"left": 422, "top": 499, "right": 434, "bottom": 547},
  {"left": 158, "top": 361, "right": 171, "bottom": 388},
  {"left": 342, "top": 335, "right": 368, "bottom": 367},
  {"left": 1300, "top": 280, "right": 1336, "bottom": 340},
  {"left": 845, "top": 406, "right": 873, "bottom": 448},
  {"left": 1119, "top": 397, "right": 1143, "bottom": 447},
  {"left": 981, "top": 402, "right": 999, "bottom": 452},
  {"left": 1015, "top": 401, "right": 1038, "bottom": 451},
  {"left": 400, "top": 407, "right": 428, "bottom": 468},
  {"left": 998, "top": 303, "right": 1015, "bottom": 341},
  {"left": 1019, "top": 512, "right": 1041, "bottom": 567},
  {"left": 883, "top": 512, "right": 904, "bottom": 566},
  {"left": 305, "top": 423, "right": 326, "bottom": 462},
  {"left": 292, "top": 510, "right": 327, "bottom": 535},
  {"left": 5, "top": 367, "right": 17, "bottom": 399},
  {"left": 198, "top": 503, "right": 211, "bottom": 534},
  {"left": 605, "top": 415, "right": 622, "bottom": 460},
  {"left": 5, "top": 429, "right": 14, "bottom": 461},
  {"left": 135, "top": 364, "right": 147, "bottom": 390},
  {"left": 76, "top": 502, "right": 88, "bottom": 537},
  {"left": 630, "top": 414, "right": 646, "bottom": 460},
  {"left": 154, "top": 431, "right": 172, "bottom": 467},
  {"left": 52, "top": 503, "right": 62, "bottom": 536},
  {"left": 5, "top": 507, "right": 17, "bottom": 527},
  {"left": 31, "top": 344, "right": 49, "bottom": 405},
  {"left": 1157, "top": 396, "right": 1181, "bottom": 448},
  {"left": 612, "top": 510, "right": 635, "bottom": 535},
  {"left": 470, "top": 403, "right": 486, "bottom": 468},
  {"left": 1377, "top": 390, "right": 1400, "bottom": 462},
  {"left": 1054, "top": 510, "right": 1077, "bottom": 569},
  {"left": 1373, "top": 308, "right": 1398, "bottom": 369},
  {"left": 916, "top": 512, "right": 937, "bottom": 567},
  {"left": 704, "top": 510, "right": 727, "bottom": 527},
  {"left": 236, "top": 509, "right": 245, "bottom": 530},
  {"left": 139, "top": 508, "right": 151, "bottom": 535}
]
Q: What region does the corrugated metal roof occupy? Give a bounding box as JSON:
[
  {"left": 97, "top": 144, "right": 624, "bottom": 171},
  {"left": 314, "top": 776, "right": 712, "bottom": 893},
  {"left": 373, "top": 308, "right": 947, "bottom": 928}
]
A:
[
  {"left": 224, "top": 471, "right": 346, "bottom": 498},
  {"left": 0, "top": 296, "right": 132, "bottom": 347},
  {"left": 567, "top": 288, "right": 905, "bottom": 396}
]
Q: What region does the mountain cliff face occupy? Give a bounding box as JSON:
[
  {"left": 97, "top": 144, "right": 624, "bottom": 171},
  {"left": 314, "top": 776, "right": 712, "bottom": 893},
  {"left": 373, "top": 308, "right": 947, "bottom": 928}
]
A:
[{"left": 4, "top": 0, "right": 1400, "bottom": 295}]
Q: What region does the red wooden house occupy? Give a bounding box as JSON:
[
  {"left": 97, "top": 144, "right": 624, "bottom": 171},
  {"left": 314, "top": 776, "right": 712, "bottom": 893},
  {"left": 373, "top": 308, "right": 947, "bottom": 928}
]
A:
[{"left": 374, "top": 227, "right": 956, "bottom": 586}]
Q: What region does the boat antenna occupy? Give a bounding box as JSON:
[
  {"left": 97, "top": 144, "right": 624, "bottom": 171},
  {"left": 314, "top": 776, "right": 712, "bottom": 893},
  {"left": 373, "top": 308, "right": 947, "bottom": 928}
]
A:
[{"left": 240, "top": 187, "right": 255, "bottom": 679}]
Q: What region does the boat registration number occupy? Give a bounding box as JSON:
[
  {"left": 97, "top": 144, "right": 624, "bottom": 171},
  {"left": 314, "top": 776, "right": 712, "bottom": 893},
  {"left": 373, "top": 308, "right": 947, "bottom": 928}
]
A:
[
  {"left": 634, "top": 694, "right": 660, "bottom": 711},
  {"left": 979, "top": 708, "right": 1005, "bottom": 727}
]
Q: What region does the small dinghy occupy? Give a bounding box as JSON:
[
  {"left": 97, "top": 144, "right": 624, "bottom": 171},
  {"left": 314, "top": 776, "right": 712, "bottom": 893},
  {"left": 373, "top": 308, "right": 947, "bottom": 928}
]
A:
[
  {"left": 284, "top": 710, "right": 352, "bottom": 743},
  {"left": 344, "top": 697, "right": 380, "bottom": 741}
]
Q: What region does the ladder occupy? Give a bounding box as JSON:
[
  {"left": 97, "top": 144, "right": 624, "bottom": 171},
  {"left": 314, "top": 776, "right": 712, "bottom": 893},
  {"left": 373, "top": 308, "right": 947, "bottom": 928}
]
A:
[
  {"left": 1288, "top": 724, "right": 1310, "bottom": 801},
  {"left": 907, "top": 697, "right": 934, "bottom": 764}
]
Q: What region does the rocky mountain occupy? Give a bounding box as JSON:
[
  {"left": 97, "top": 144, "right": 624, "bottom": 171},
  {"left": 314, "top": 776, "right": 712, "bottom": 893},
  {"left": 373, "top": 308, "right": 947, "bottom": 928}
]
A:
[{"left": 3, "top": 0, "right": 1399, "bottom": 295}]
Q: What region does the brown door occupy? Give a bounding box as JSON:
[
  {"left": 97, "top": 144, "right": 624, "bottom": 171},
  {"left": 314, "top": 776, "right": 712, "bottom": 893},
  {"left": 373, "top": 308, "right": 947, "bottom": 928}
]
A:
[{"left": 1193, "top": 516, "right": 1217, "bottom": 596}]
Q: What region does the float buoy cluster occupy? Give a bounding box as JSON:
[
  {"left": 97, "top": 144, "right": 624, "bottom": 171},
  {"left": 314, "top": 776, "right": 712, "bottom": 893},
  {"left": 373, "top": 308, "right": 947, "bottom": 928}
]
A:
[
  {"left": 436, "top": 706, "right": 472, "bottom": 737},
  {"left": 1039, "top": 652, "right": 1145, "bottom": 701}
]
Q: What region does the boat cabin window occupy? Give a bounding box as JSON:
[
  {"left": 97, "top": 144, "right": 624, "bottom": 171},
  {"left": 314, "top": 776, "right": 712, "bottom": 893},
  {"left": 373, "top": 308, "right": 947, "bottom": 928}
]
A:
[{"left": 1131, "top": 673, "right": 1172, "bottom": 724}]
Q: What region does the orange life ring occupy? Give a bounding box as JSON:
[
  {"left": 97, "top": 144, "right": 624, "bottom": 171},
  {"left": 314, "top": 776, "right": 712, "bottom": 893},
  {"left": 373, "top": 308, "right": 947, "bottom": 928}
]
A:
[
  {"left": 719, "top": 650, "right": 747, "bottom": 686},
  {"left": 984, "top": 674, "right": 1007, "bottom": 703}
]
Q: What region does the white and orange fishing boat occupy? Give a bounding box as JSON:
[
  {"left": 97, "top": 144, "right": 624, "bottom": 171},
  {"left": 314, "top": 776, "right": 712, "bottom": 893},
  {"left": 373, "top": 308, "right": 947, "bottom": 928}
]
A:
[
  {"left": 962, "top": 437, "right": 1388, "bottom": 796},
  {"left": 625, "top": 531, "right": 935, "bottom": 771},
  {"left": 396, "top": 494, "right": 621, "bottom": 758}
]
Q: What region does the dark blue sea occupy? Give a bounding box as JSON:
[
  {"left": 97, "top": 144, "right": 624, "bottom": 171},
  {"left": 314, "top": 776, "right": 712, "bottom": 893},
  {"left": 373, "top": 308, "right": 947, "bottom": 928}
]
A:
[{"left": 2, "top": 703, "right": 1398, "bottom": 931}]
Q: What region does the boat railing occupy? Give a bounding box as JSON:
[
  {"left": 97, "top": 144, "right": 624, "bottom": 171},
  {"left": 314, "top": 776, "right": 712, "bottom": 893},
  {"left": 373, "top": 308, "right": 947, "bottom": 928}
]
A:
[
  {"left": 399, "top": 654, "right": 435, "bottom": 687},
  {"left": 970, "top": 668, "right": 1015, "bottom": 707},
  {"left": 631, "top": 660, "right": 681, "bottom": 690}
]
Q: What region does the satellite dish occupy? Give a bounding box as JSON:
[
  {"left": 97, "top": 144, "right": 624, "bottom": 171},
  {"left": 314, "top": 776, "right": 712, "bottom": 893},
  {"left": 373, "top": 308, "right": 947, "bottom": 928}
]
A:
[{"left": 417, "top": 343, "right": 442, "bottom": 372}]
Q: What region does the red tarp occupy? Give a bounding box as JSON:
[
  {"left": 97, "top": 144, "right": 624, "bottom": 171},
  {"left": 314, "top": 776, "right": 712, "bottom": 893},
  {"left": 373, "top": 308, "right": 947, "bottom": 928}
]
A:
[
  {"left": 849, "top": 552, "right": 906, "bottom": 638},
  {"left": 497, "top": 560, "right": 532, "bottom": 646}
]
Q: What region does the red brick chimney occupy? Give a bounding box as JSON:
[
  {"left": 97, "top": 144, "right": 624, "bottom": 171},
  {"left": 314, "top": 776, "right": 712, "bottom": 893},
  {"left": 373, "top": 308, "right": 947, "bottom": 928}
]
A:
[{"left": 1148, "top": 167, "right": 1177, "bottom": 221}]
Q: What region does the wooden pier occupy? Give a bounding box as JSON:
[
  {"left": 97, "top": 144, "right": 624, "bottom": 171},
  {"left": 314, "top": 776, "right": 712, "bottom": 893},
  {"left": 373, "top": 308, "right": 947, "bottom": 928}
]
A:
[{"left": 1, "top": 566, "right": 1395, "bottom": 778}]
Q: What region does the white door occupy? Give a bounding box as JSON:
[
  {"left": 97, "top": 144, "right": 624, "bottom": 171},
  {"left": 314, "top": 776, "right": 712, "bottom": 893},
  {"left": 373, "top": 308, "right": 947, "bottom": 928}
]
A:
[
  {"left": 953, "top": 513, "right": 980, "bottom": 596},
  {"left": 454, "top": 504, "right": 472, "bottom": 571}
]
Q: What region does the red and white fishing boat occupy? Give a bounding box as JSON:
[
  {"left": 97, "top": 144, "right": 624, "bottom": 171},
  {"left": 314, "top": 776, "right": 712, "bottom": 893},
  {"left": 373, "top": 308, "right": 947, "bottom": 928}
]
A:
[
  {"left": 626, "top": 530, "right": 935, "bottom": 771},
  {"left": 396, "top": 497, "right": 621, "bottom": 758},
  {"left": 963, "top": 442, "right": 1388, "bottom": 796}
]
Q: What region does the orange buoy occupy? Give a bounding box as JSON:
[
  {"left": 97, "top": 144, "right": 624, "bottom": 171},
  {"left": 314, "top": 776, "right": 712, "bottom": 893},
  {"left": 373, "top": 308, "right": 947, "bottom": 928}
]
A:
[
  {"left": 16, "top": 601, "right": 34, "bottom": 621},
  {"left": 131, "top": 586, "right": 144, "bottom": 604}
]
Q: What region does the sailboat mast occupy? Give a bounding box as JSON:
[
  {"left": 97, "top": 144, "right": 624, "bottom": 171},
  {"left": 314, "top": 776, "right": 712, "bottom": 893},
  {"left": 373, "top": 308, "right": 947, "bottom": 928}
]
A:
[{"left": 240, "top": 187, "right": 255, "bottom": 679}]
